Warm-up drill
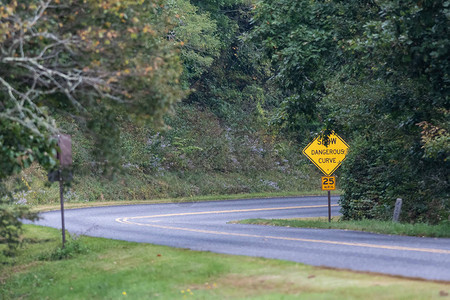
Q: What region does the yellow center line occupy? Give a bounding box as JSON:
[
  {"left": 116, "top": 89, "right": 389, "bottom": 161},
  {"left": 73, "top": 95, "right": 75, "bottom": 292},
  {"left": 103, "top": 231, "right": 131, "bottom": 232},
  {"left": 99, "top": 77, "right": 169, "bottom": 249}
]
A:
[
  {"left": 114, "top": 205, "right": 450, "bottom": 255},
  {"left": 115, "top": 218, "right": 450, "bottom": 255},
  {"left": 121, "top": 204, "right": 338, "bottom": 220}
]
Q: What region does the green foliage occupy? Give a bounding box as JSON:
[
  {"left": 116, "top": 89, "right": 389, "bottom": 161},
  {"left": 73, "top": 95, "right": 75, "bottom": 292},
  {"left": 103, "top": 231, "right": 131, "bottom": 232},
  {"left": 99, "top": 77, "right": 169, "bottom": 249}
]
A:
[
  {"left": 351, "top": 0, "right": 449, "bottom": 101},
  {"left": 5, "top": 102, "right": 319, "bottom": 203},
  {"left": 328, "top": 77, "right": 449, "bottom": 223},
  {"left": 251, "top": 0, "right": 449, "bottom": 223},
  {"left": 176, "top": 0, "right": 281, "bottom": 136},
  {"left": 0, "top": 0, "right": 186, "bottom": 258},
  {"left": 0, "top": 1, "right": 321, "bottom": 203},
  {"left": 0, "top": 0, "right": 186, "bottom": 176},
  {"left": 169, "top": 0, "right": 222, "bottom": 85},
  {"left": 39, "top": 234, "right": 89, "bottom": 261},
  {"left": 0, "top": 194, "right": 38, "bottom": 256},
  {"left": 0, "top": 119, "right": 58, "bottom": 179},
  {"left": 419, "top": 122, "right": 450, "bottom": 162},
  {"left": 333, "top": 1, "right": 449, "bottom": 223},
  {"left": 250, "top": 0, "right": 379, "bottom": 140},
  {"left": 190, "top": 0, "right": 251, "bottom": 44}
]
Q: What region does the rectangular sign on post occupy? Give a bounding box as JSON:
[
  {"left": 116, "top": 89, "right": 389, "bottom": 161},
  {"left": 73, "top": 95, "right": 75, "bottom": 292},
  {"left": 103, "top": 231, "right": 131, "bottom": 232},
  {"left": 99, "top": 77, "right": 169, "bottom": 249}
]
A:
[
  {"left": 58, "top": 134, "right": 72, "bottom": 167},
  {"left": 321, "top": 176, "right": 336, "bottom": 191}
]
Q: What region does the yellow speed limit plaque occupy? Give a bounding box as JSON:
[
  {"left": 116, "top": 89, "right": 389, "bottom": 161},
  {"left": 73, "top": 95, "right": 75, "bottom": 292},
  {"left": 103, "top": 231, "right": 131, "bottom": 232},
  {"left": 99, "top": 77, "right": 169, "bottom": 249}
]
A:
[{"left": 321, "top": 176, "right": 336, "bottom": 191}]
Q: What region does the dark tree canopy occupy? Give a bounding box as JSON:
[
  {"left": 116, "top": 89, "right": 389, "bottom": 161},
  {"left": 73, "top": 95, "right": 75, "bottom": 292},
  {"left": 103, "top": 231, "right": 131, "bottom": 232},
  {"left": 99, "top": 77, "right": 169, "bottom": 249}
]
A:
[{"left": 251, "top": 0, "right": 449, "bottom": 223}]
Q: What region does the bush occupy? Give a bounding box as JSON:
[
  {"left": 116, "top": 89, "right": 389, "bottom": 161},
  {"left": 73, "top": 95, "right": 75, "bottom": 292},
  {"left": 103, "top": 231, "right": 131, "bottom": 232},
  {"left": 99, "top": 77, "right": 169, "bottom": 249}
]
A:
[
  {"left": 339, "top": 134, "right": 449, "bottom": 224},
  {"left": 0, "top": 192, "right": 39, "bottom": 256},
  {"left": 39, "top": 234, "right": 89, "bottom": 261}
]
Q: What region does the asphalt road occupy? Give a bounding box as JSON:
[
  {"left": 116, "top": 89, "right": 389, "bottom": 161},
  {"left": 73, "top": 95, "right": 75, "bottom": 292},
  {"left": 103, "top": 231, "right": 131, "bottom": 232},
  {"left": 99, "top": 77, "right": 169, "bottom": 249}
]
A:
[{"left": 32, "top": 196, "right": 450, "bottom": 281}]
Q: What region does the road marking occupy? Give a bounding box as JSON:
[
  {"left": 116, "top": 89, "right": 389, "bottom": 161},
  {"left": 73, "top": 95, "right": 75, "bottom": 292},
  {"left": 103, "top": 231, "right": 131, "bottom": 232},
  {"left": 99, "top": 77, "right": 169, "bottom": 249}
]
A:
[
  {"left": 114, "top": 204, "right": 450, "bottom": 255},
  {"left": 117, "top": 204, "right": 338, "bottom": 220},
  {"left": 115, "top": 218, "right": 450, "bottom": 255}
]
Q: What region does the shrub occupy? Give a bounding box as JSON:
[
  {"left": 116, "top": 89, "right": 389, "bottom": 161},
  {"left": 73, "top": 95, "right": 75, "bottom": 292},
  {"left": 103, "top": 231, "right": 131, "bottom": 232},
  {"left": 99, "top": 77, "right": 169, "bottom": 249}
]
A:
[{"left": 0, "top": 190, "right": 39, "bottom": 256}]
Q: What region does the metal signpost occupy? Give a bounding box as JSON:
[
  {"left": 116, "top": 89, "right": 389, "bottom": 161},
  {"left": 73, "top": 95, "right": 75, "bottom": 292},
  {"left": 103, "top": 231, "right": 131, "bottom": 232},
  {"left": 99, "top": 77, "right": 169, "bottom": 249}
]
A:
[
  {"left": 321, "top": 176, "right": 336, "bottom": 222},
  {"left": 303, "top": 132, "right": 349, "bottom": 222},
  {"left": 57, "top": 134, "right": 72, "bottom": 248}
]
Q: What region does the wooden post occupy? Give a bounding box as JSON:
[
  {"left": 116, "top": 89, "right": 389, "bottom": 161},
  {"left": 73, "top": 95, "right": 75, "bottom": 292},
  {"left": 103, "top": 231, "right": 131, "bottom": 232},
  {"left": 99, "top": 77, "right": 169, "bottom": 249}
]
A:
[{"left": 393, "top": 198, "right": 402, "bottom": 223}]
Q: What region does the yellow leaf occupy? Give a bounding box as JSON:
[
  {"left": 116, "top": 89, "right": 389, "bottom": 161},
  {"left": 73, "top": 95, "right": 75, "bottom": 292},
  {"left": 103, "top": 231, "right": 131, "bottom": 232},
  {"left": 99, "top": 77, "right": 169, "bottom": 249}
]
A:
[
  {"left": 144, "top": 66, "right": 153, "bottom": 74},
  {"left": 143, "top": 25, "right": 152, "bottom": 33}
]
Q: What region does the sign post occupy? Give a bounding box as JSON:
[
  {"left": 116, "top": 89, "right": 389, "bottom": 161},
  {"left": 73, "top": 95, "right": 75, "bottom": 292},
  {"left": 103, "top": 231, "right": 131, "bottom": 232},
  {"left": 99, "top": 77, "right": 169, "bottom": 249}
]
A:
[
  {"left": 303, "top": 132, "right": 349, "bottom": 222},
  {"left": 322, "top": 176, "right": 336, "bottom": 222},
  {"left": 57, "top": 134, "right": 72, "bottom": 248}
]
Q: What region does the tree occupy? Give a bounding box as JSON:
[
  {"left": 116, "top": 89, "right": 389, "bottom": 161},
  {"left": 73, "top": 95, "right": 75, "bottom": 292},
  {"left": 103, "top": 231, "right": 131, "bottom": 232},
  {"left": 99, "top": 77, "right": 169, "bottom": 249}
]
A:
[
  {"left": 334, "top": 0, "right": 449, "bottom": 223},
  {"left": 0, "top": 0, "right": 186, "bottom": 175},
  {"left": 251, "top": 0, "right": 449, "bottom": 223},
  {"left": 250, "top": 0, "right": 379, "bottom": 141},
  {"left": 167, "top": 0, "right": 222, "bottom": 86},
  {"left": 0, "top": 0, "right": 185, "bottom": 255},
  {"left": 183, "top": 0, "right": 282, "bottom": 133}
]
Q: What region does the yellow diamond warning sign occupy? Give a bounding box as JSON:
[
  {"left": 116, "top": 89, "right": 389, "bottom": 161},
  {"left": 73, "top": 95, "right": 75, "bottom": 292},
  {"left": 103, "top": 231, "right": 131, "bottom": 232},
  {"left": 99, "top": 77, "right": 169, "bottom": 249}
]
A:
[{"left": 302, "top": 132, "right": 349, "bottom": 176}]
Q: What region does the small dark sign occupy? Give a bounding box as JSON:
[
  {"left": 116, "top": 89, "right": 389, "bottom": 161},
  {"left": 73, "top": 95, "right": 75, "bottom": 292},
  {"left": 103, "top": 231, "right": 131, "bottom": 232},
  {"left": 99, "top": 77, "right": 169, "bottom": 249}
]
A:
[
  {"left": 48, "top": 169, "right": 73, "bottom": 183},
  {"left": 58, "top": 134, "right": 72, "bottom": 167},
  {"left": 48, "top": 134, "right": 73, "bottom": 183}
]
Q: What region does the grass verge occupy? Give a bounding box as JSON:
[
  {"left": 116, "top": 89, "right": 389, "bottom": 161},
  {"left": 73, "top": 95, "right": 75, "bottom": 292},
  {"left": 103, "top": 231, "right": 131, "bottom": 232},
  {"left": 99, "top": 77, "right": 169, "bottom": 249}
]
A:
[
  {"left": 236, "top": 217, "right": 450, "bottom": 238},
  {"left": 0, "top": 225, "right": 448, "bottom": 300},
  {"left": 30, "top": 190, "right": 335, "bottom": 212}
]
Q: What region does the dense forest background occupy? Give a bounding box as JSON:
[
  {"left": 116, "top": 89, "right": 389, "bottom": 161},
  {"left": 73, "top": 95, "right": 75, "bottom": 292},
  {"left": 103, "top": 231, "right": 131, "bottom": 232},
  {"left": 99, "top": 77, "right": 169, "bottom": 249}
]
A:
[{"left": 1, "top": 0, "right": 448, "bottom": 228}]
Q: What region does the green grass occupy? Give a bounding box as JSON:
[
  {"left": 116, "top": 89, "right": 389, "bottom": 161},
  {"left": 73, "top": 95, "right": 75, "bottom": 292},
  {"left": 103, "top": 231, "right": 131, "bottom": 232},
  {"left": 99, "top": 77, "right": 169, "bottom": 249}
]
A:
[
  {"left": 237, "top": 217, "right": 450, "bottom": 238},
  {"left": 31, "top": 190, "right": 335, "bottom": 212},
  {"left": 0, "top": 225, "right": 448, "bottom": 299}
]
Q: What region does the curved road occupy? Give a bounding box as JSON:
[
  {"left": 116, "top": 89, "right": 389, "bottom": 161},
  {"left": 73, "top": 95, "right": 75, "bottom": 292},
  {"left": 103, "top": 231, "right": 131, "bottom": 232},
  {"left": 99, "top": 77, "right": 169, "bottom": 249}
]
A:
[{"left": 32, "top": 196, "right": 450, "bottom": 281}]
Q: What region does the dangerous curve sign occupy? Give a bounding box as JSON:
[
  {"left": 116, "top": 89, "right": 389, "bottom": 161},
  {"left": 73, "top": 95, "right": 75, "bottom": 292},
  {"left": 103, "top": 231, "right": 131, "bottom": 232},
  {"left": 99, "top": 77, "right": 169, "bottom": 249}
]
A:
[{"left": 302, "top": 132, "right": 349, "bottom": 176}]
